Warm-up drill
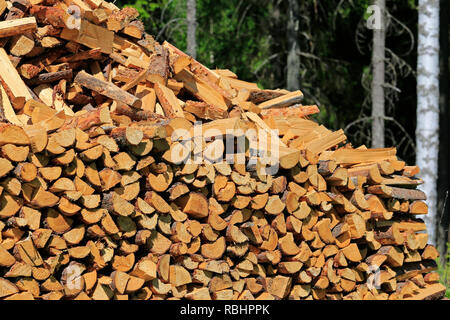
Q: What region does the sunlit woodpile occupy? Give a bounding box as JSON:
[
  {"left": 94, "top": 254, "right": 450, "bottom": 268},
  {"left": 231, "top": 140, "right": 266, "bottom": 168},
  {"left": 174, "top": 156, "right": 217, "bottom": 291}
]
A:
[{"left": 0, "top": 0, "right": 445, "bottom": 300}]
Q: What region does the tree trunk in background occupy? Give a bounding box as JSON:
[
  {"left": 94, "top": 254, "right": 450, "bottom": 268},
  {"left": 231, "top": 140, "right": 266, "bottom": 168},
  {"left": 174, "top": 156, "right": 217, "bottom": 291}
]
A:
[
  {"left": 371, "top": 0, "right": 385, "bottom": 149},
  {"left": 417, "top": 0, "right": 440, "bottom": 245},
  {"left": 186, "top": 0, "right": 197, "bottom": 59},
  {"left": 286, "top": 0, "right": 300, "bottom": 90},
  {"left": 437, "top": 0, "right": 449, "bottom": 254}
]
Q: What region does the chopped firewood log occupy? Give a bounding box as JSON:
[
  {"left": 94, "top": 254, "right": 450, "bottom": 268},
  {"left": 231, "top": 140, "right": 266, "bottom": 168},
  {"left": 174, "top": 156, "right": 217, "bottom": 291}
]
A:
[
  {"left": 10, "top": 34, "right": 35, "bottom": 57},
  {"left": 0, "top": 17, "right": 37, "bottom": 38},
  {"left": 75, "top": 71, "right": 139, "bottom": 106},
  {"left": 258, "top": 90, "right": 303, "bottom": 109},
  {"left": 154, "top": 83, "right": 184, "bottom": 118},
  {"left": 261, "top": 104, "right": 320, "bottom": 118}
]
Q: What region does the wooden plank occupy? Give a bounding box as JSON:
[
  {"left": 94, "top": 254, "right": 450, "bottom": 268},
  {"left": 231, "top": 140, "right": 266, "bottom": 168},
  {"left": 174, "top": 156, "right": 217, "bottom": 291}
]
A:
[
  {"left": 0, "top": 48, "right": 33, "bottom": 104},
  {"left": 0, "top": 17, "right": 37, "bottom": 38},
  {"left": 258, "top": 90, "right": 304, "bottom": 109}
]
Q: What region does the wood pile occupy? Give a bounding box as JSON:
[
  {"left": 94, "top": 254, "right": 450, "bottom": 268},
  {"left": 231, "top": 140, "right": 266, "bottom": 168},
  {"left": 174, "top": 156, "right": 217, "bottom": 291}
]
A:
[{"left": 0, "top": 0, "right": 446, "bottom": 300}]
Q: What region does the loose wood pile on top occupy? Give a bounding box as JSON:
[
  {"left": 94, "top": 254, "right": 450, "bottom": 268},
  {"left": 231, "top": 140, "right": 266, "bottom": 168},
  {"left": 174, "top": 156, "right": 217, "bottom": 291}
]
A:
[{"left": 0, "top": 0, "right": 446, "bottom": 300}]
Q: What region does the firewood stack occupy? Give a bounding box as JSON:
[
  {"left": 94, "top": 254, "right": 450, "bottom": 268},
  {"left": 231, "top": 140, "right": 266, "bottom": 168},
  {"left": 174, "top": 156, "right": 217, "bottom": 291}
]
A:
[{"left": 0, "top": 0, "right": 446, "bottom": 301}]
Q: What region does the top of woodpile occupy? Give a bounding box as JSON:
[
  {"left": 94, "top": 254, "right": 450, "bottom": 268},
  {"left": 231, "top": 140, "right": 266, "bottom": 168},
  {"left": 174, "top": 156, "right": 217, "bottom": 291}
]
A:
[{"left": 0, "top": 0, "right": 446, "bottom": 301}]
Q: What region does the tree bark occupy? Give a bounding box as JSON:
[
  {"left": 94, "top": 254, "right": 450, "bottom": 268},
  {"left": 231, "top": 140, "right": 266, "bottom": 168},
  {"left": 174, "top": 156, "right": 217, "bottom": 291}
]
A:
[
  {"left": 286, "top": 0, "right": 300, "bottom": 91},
  {"left": 437, "top": 0, "right": 449, "bottom": 253},
  {"left": 417, "top": 0, "right": 440, "bottom": 245},
  {"left": 371, "top": 0, "right": 386, "bottom": 149},
  {"left": 186, "top": 0, "right": 197, "bottom": 59}
]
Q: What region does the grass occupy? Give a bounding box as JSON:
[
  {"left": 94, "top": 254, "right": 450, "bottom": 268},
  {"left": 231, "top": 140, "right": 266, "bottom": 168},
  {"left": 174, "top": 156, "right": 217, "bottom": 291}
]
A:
[{"left": 437, "top": 243, "right": 450, "bottom": 298}]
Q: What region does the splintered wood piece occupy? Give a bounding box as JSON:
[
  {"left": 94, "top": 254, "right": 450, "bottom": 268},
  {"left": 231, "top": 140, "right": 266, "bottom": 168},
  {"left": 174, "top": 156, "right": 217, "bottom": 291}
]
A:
[
  {"left": 402, "top": 166, "right": 420, "bottom": 177},
  {"left": 0, "top": 86, "right": 23, "bottom": 126},
  {"left": 61, "top": 107, "right": 111, "bottom": 131},
  {"left": 75, "top": 71, "right": 139, "bottom": 106},
  {"left": 0, "top": 49, "right": 33, "bottom": 109},
  {"left": 261, "top": 104, "right": 319, "bottom": 118},
  {"left": 305, "top": 130, "right": 346, "bottom": 155},
  {"left": 154, "top": 83, "right": 184, "bottom": 118},
  {"left": 174, "top": 69, "right": 229, "bottom": 110},
  {"left": 258, "top": 91, "right": 304, "bottom": 109},
  {"left": 184, "top": 101, "right": 228, "bottom": 120},
  {"left": 332, "top": 148, "right": 397, "bottom": 165},
  {"left": 106, "top": 7, "right": 139, "bottom": 31}
]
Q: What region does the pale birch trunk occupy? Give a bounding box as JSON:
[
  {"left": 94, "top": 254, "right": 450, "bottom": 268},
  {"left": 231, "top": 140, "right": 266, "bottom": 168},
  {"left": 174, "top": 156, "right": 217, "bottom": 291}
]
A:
[
  {"left": 286, "top": 0, "right": 300, "bottom": 91},
  {"left": 417, "top": 0, "right": 440, "bottom": 245},
  {"left": 437, "top": 0, "right": 449, "bottom": 258},
  {"left": 371, "top": 0, "right": 385, "bottom": 149},
  {"left": 186, "top": 0, "right": 197, "bottom": 59}
]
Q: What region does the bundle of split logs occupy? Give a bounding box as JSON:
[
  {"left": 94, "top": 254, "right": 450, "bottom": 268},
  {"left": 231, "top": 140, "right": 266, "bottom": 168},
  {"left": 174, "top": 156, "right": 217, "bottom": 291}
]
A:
[{"left": 0, "top": 0, "right": 446, "bottom": 300}]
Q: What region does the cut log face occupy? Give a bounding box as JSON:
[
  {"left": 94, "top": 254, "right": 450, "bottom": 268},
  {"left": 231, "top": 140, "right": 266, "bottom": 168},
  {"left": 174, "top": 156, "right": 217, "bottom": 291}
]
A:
[{"left": 0, "top": 0, "right": 440, "bottom": 301}]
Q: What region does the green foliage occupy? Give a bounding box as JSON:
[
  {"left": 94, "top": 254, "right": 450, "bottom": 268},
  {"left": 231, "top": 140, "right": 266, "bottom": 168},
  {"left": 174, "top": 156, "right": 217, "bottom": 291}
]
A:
[{"left": 437, "top": 244, "right": 450, "bottom": 298}]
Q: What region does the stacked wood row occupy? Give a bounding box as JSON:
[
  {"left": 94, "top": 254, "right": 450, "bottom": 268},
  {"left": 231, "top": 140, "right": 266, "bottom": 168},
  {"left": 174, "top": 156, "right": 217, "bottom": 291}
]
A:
[{"left": 0, "top": 0, "right": 445, "bottom": 300}]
